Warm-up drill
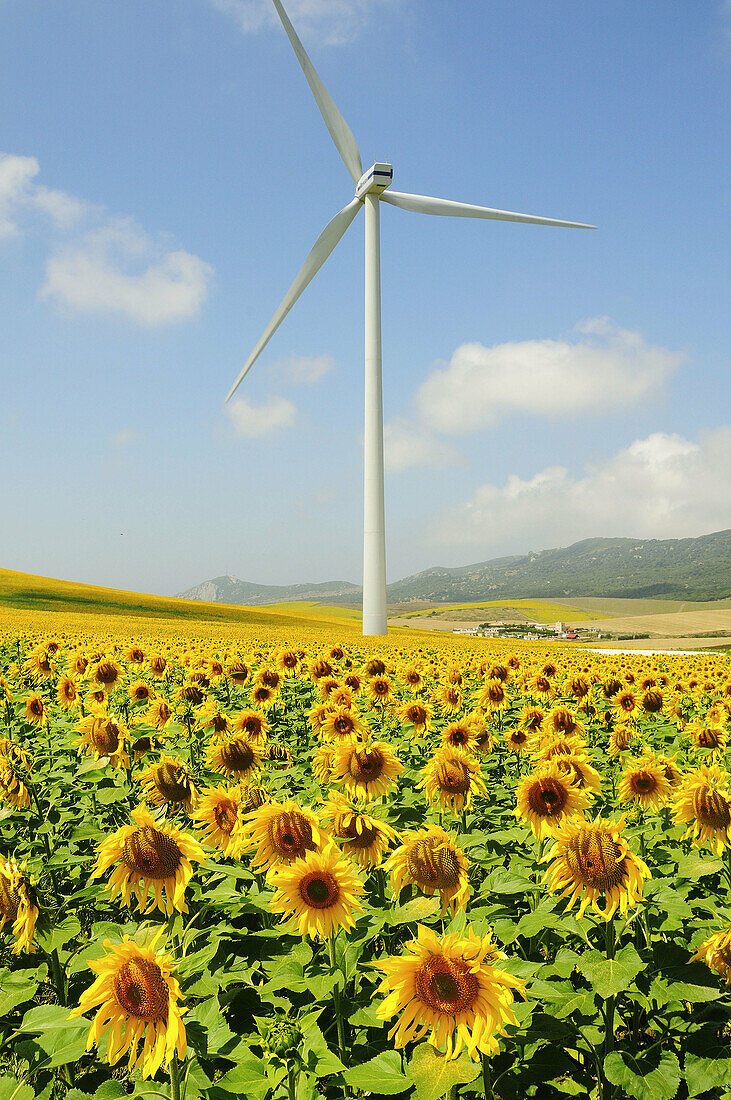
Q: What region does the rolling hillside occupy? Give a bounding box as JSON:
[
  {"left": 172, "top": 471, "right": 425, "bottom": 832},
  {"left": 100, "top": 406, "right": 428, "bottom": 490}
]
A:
[{"left": 180, "top": 529, "right": 731, "bottom": 606}]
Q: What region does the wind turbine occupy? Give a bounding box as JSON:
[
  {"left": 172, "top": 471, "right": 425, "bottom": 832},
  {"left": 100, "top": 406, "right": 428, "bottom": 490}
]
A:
[{"left": 225, "top": 0, "right": 595, "bottom": 637}]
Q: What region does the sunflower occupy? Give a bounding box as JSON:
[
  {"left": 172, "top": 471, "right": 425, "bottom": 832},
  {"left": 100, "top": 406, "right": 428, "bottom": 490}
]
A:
[
  {"left": 555, "top": 755, "right": 603, "bottom": 796},
  {"left": 607, "top": 723, "right": 636, "bottom": 758},
  {"left": 0, "top": 739, "right": 32, "bottom": 770},
  {"left": 386, "top": 826, "right": 470, "bottom": 915},
  {"left": 689, "top": 721, "right": 728, "bottom": 757},
  {"left": 251, "top": 683, "right": 277, "bottom": 709},
  {"left": 268, "top": 840, "right": 365, "bottom": 939},
  {"left": 614, "top": 690, "right": 638, "bottom": 717},
  {"left": 138, "top": 756, "right": 198, "bottom": 813},
  {"left": 125, "top": 646, "right": 146, "bottom": 665},
  {"left": 504, "top": 727, "right": 531, "bottom": 754},
  {"left": 320, "top": 791, "right": 399, "bottom": 868},
  {"left": 367, "top": 676, "right": 395, "bottom": 707},
  {"left": 514, "top": 765, "right": 589, "bottom": 840},
  {"left": 396, "top": 686, "right": 432, "bottom": 726},
  {"left": 641, "top": 689, "right": 664, "bottom": 714},
  {"left": 520, "top": 706, "right": 545, "bottom": 734},
  {"left": 148, "top": 655, "right": 168, "bottom": 679},
  {"left": 131, "top": 734, "right": 162, "bottom": 762},
  {"left": 332, "top": 737, "right": 403, "bottom": 801},
  {"left": 92, "top": 805, "right": 204, "bottom": 915},
  {"left": 528, "top": 674, "right": 554, "bottom": 700},
  {"left": 226, "top": 659, "right": 250, "bottom": 686},
  {"left": 317, "top": 677, "right": 341, "bottom": 702},
  {"left": 232, "top": 710, "right": 269, "bottom": 742},
  {"left": 618, "top": 756, "right": 671, "bottom": 810},
  {"left": 375, "top": 924, "right": 524, "bottom": 1061},
  {"left": 657, "top": 753, "right": 683, "bottom": 788},
  {"left": 542, "top": 817, "right": 650, "bottom": 920},
  {"left": 128, "top": 680, "right": 155, "bottom": 706},
  {"left": 545, "top": 707, "right": 585, "bottom": 739},
  {"left": 690, "top": 926, "right": 731, "bottom": 985},
  {"left": 437, "top": 684, "right": 465, "bottom": 715},
  {"left": 275, "top": 649, "right": 300, "bottom": 675},
  {"left": 343, "top": 672, "right": 363, "bottom": 695},
  {"left": 240, "top": 799, "right": 323, "bottom": 873},
  {"left": 0, "top": 759, "right": 31, "bottom": 810},
  {"left": 441, "top": 721, "right": 477, "bottom": 752},
  {"left": 0, "top": 858, "right": 38, "bottom": 953},
  {"left": 253, "top": 667, "right": 282, "bottom": 695},
  {"left": 329, "top": 686, "right": 355, "bottom": 710},
  {"left": 69, "top": 933, "right": 186, "bottom": 1079},
  {"left": 90, "top": 658, "right": 123, "bottom": 692},
  {"left": 24, "top": 693, "right": 48, "bottom": 727},
  {"left": 320, "top": 708, "right": 367, "bottom": 742},
  {"left": 192, "top": 784, "right": 249, "bottom": 857},
  {"left": 313, "top": 744, "right": 335, "bottom": 785},
  {"left": 56, "top": 675, "right": 79, "bottom": 710},
  {"left": 194, "top": 701, "right": 231, "bottom": 737},
  {"left": 24, "top": 648, "right": 55, "bottom": 680},
  {"left": 75, "top": 715, "right": 130, "bottom": 769},
  {"left": 473, "top": 678, "right": 507, "bottom": 713},
  {"left": 420, "top": 747, "right": 486, "bottom": 813},
  {"left": 145, "top": 699, "right": 173, "bottom": 731},
  {"left": 207, "top": 735, "right": 263, "bottom": 782},
  {"left": 673, "top": 765, "right": 731, "bottom": 854},
  {"left": 403, "top": 666, "right": 425, "bottom": 693}
]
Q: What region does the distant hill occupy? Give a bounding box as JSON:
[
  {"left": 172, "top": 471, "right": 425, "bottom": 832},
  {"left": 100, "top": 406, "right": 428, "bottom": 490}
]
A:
[
  {"left": 179, "top": 530, "right": 731, "bottom": 606},
  {"left": 176, "top": 575, "right": 361, "bottom": 606},
  {"left": 386, "top": 530, "right": 731, "bottom": 604}
]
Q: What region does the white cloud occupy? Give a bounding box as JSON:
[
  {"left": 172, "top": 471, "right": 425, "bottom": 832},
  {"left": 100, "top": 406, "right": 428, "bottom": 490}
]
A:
[
  {"left": 279, "top": 353, "right": 335, "bottom": 384},
  {"left": 226, "top": 394, "right": 297, "bottom": 437},
  {"left": 208, "top": 0, "right": 397, "bottom": 45},
  {"left": 431, "top": 427, "right": 731, "bottom": 552},
  {"left": 415, "top": 319, "right": 684, "bottom": 434},
  {"left": 384, "top": 417, "right": 462, "bottom": 472},
  {"left": 41, "top": 218, "right": 214, "bottom": 326},
  {"left": 0, "top": 153, "right": 85, "bottom": 239},
  {"left": 1, "top": 151, "right": 213, "bottom": 326}
]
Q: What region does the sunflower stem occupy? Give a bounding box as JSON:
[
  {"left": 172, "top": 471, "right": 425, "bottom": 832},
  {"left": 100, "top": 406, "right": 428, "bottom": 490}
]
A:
[
  {"left": 328, "top": 933, "right": 347, "bottom": 1067},
  {"left": 288, "top": 1063, "right": 297, "bottom": 1100},
  {"left": 603, "top": 919, "right": 617, "bottom": 1063},
  {"left": 481, "top": 1052, "right": 493, "bottom": 1099},
  {"left": 170, "top": 1053, "right": 182, "bottom": 1100}
]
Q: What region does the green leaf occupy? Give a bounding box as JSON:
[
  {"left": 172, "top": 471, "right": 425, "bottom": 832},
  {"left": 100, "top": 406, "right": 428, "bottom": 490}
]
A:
[
  {"left": 646, "top": 977, "right": 720, "bottom": 1007},
  {"left": 676, "top": 851, "right": 723, "bottom": 880},
  {"left": 577, "top": 943, "right": 644, "bottom": 999},
  {"left": 343, "top": 1050, "right": 410, "bottom": 1094},
  {"left": 684, "top": 1052, "right": 731, "bottom": 1097},
  {"left": 604, "top": 1050, "right": 680, "bottom": 1100},
  {"left": 212, "top": 1053, "right": 271, "bottom": 1099},
  {"left": 19, "top": 1004, "right": 89, "bottom": 1068},
  {"left": 0, "top": 1079, "right": 34, "bottom": 1100},
  {"left": 186, "top": 995, "right": 236, "bottom": 1055},
  {"left": 36, "top": 915, "right": 81, "bottom": 953},
  {"left": 91, "top": 1084, "right": 128, "bottom": 1100},
  {"left": 299, "top": 1013, "right": 345, "bottom": 1076},
  {"left": 406, "top": 1043, "right": 481, "bottom": 1100},
  {"left": 387, "top": 896, "right": 440, "bottom": 925},
  {"left": 0, "top": 969, "right": 39, "bottom": 1015}
]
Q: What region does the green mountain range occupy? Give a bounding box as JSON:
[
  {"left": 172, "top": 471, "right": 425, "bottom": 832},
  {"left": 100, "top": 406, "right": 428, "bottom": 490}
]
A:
[{"left": 177, "top": 529, "right": 731, "bottom": 605}]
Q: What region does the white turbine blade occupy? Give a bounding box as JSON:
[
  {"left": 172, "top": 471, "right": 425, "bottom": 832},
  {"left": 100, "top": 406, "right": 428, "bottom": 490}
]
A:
[
  {"left": 271, "top": 0, "right": 363, "bottom": 183},
  {"left": 381, "top": 190, "right": 596, "bottom": 229},
  {"left": 225, "top": 198, "right": 362, "bottom": 403}
]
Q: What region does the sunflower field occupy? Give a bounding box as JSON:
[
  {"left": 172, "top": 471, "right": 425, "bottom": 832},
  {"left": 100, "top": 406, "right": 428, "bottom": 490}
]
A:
[{"left": 1, "top": 613, "right": 731, "bottom": 1100}]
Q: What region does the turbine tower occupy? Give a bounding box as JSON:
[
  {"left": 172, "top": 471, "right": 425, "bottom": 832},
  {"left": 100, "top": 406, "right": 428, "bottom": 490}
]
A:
[{"left": 225, "top": 0, "right": 595, "bottom": 636}]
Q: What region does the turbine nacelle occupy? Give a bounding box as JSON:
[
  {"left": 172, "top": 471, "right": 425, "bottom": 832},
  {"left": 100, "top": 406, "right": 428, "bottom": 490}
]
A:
[{"left": 355, "top": 163, "right": 393, "bottom": 199}]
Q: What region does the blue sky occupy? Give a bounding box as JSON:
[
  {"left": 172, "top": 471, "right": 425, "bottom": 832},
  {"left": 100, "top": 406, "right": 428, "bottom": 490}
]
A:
[{"left": 1, "top": 0, "right": 729, "bottom": 595}]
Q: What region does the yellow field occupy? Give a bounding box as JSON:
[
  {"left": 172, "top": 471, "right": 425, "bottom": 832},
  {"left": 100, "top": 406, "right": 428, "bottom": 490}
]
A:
[{"left": 392, "top": 599, "right": 598, "bottom": 623}]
